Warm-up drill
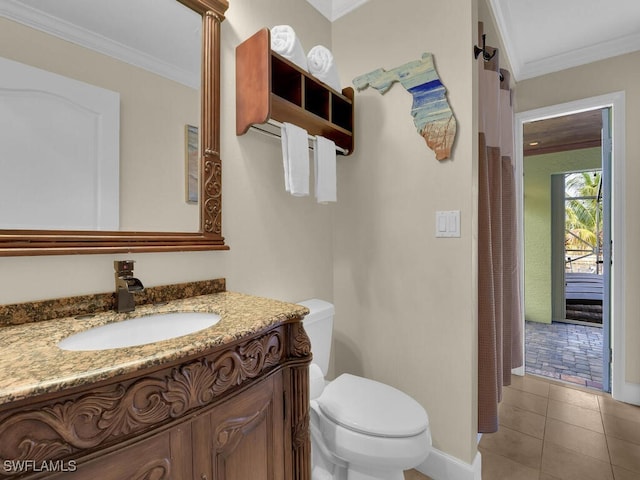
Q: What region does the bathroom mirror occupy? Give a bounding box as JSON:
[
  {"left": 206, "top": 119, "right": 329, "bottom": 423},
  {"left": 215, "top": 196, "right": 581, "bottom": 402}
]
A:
[{"left": 0, "top": 0, "right": 228, "bottom": 255}]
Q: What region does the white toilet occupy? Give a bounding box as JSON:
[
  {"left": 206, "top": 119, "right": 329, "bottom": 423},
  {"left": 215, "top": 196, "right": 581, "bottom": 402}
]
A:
[{"left": 299, "top": 299, "right": 431, "bottom": 480}]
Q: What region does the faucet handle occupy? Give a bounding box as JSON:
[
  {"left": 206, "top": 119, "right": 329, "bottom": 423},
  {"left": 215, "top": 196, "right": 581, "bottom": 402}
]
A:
[{"left": 114, "top": 260, "right": 135, "bottom": 276}]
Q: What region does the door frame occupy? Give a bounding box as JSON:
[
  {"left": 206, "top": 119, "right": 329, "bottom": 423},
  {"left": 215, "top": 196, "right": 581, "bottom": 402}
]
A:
[
  {"left": 550, "top": 173, "right": 566, "bottom": 324},
  {"left": 514, "top": 91, "right": 630, "bottom": 402}
]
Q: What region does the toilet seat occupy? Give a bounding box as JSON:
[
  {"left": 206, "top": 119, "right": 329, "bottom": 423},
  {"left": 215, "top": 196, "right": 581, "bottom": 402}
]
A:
[
  {"left": 313, "top": 407, "right": 432, "bottom": 471},
  {"left": 316, "top": 373, "right": 429, "bottom": 438}
]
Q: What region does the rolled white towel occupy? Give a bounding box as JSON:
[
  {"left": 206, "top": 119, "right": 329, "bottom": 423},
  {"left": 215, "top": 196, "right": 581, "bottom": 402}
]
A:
[
  {"left": 307, "top": 45, "right": 341, "bottom": 92},
  {"left": 270, "top": 25, "right": 308, "bottom": 71}
]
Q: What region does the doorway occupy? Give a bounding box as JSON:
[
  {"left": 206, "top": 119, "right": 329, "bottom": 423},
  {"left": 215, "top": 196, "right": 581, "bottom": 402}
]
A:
[
  {"left": 524, "top": 111, "right": 609, "bottom": 391},
  {"left": 515, "top": 92, "right": 625, "bottom": 398}
]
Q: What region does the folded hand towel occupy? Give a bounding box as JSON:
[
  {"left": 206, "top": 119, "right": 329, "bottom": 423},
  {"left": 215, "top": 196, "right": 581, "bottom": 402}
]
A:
[
  {"left": 314, "top": 136, "right": 337, "bottom": 203},
  {"left": 270, "top": 25, "right": 308, "bottom": 71},
  {"left": 281, "top": 122, "right": 310, "bottom": 196},
  {"left": 307, "top": 45, "right": 341, "bottom": 92}
]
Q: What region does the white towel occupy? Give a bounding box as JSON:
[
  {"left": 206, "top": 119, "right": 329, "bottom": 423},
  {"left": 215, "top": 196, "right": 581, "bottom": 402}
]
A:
[
  {"left": 307, "top": 45, "right": 341, "bottom": 92},
  {"left": 314, "top": 136, "right": 337, "bottom": 203},
  {"left": 270, "top": 25, "right": 308, "bottom": 71},
  {"left": 281, "top": 122, "right": 309, "bottom": 196}
]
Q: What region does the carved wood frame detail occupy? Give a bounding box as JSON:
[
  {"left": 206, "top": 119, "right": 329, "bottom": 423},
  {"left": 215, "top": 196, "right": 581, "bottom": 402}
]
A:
[
  {"left": 0, "top": 328, "right": 291, "bottom": 474},
  {"left": 286, "top": 322, "right": 311, "bottom": 480}
]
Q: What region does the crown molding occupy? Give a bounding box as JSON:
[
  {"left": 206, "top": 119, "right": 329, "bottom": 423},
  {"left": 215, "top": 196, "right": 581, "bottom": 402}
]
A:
[
  {"left": 331, "top": 0, "right": 369, "bottom": 21},
  {"left": 488, "top": 0, "right": 640, "bottom": 81},
  {"left": 486, "top": 0, "right": 521, "bottom": 79},
  {"left": 517, "top": 31, "right": 640, "bottom": 80},
  {"left": 306, "top": 0, "right": 369, "bottom": 22}
]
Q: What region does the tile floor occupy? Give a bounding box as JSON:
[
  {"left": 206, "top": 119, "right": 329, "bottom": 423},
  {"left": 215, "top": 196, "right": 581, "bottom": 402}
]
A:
[
  {"left": 479, "top": 374, "right": 640, "bottom": 480},
  {"left": 403, "top": 374, "right": 640, "bottom": 480},
  {"left": 525, "top": 320, "right": 604, "bottom": 390},
  {"left": 404, "top": 469, "right": 433, "bottom": 480}
]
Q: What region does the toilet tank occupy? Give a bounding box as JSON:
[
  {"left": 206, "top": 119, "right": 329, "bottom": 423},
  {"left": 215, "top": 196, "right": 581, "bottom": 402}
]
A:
[{"left": 298, "top": 299, "right": 334, "bottom": 376}]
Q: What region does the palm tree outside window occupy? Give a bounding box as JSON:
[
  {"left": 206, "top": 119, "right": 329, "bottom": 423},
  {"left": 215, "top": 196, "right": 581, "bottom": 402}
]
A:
[{"left": 565, "top": 170, "right": 603, "bottom": 274}]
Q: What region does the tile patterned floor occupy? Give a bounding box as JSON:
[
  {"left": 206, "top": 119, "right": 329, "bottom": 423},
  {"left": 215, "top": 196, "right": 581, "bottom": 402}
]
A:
[
  {"left": 479, "top": 375, "right": 640, "bottom": 480},
  {"left": 404, "top": 469, "right": 432, "bottom": 480},
  {"left": 525, "top": 320, "right": 604, "bottom": 390},
  {"left": 405, "top": 375, "right": 639, "bottom": 480}
]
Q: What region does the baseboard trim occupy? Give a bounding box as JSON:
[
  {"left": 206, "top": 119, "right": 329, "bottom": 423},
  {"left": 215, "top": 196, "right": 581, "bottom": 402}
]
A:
[
  {"left": 613, "top": 379, "right": 640, "bottom": 406},
  {"left": 416, "top": 446, "right": 481, "bottom": 480}
]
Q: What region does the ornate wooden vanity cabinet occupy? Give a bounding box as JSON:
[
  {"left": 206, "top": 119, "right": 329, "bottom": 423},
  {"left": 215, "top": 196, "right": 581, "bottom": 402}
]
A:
[{"left": 0, "top": 320, "right": 312, "bottom": 479}]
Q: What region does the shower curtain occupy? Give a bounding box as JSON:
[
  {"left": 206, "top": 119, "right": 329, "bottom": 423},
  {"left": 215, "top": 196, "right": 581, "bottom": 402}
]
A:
[{"left": 477, "top": 32, "right": 523, "bottom": 433}]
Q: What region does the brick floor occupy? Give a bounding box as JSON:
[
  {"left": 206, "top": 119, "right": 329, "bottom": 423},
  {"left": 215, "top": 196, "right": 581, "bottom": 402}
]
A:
[{"left": 525, "top": 320, "right": 604, "bottom": 390}]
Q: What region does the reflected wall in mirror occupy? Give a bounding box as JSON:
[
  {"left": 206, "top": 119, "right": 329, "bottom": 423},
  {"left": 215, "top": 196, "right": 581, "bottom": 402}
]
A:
[{"left": 0, "top": 0, "right": 228, "bottom": 255}]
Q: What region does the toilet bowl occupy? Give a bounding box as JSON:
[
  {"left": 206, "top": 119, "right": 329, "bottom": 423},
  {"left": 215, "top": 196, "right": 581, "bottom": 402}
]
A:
[{"left": 299, "top": 299, "right": 431, "bottom": 480}]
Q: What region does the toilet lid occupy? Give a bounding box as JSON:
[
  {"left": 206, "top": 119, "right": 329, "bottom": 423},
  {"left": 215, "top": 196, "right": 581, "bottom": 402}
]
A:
[{"left": 316, "top": 374, "right": 429, "bottom": 438}]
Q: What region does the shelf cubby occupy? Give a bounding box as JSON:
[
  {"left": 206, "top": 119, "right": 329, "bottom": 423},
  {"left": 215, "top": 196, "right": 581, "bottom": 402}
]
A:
[{"left": 236, "top": 28, "right": 354, "bottom": 155}]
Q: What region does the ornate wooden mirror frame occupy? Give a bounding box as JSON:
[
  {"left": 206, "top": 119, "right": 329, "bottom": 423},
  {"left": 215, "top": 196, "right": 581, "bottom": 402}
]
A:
[{"left": 0, "top": 0, "right": 229, "bottom": 256}]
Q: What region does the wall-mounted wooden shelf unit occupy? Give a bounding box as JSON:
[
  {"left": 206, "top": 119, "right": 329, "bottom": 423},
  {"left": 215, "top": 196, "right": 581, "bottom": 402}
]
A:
[{"left": 236, "top": 28, "right": 354, "bottom": 155}]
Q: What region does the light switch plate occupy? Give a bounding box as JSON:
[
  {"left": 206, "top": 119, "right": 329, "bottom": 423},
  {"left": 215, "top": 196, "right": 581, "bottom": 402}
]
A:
[{"left": 435, "top": 210, "right": 460, "bottom": 237}]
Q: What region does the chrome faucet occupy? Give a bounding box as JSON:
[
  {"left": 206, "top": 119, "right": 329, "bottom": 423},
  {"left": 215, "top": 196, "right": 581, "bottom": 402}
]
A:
[{"left": 114, "top": 260, "right": 144, "bottom": 313}]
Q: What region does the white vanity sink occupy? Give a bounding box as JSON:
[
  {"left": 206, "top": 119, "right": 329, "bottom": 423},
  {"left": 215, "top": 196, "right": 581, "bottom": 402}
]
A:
[{"left": 58, "top": 312, "right": 221, "bottom": 351}]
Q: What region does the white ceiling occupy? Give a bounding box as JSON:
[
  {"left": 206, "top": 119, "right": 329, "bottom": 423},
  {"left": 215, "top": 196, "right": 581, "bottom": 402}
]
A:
[
  {"left": 4, "top": 0, "right": 638, "bottom": 85},
  {"left": 489, "top": 0, "right": 640, "bottom": 80},
  {"left": 305, "top": 0, "right": 369, "bottom": 22},
  {"left": 307, "top": 0, "right": 640, "bottom": 82}
]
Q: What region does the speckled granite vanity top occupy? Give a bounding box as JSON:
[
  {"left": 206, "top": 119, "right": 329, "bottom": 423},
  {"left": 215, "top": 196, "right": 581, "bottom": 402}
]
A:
[{"left": 0, "top": 290, "right": 309, "bottom": 405}]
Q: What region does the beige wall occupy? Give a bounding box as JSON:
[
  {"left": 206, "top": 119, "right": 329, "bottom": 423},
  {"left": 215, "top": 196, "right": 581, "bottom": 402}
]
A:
[
  {"left": 523, "top": 148, "right": 602, "bottom": 324},
  {"left": 516, "top": 51, "right": 640, "bottom": 384},
  {"left": 332, "top": 0, "right": 479, "bottom": 463}
]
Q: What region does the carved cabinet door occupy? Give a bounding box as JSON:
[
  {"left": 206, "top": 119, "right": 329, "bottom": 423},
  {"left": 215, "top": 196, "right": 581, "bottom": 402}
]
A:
[
  {"left": 47, "top": 423, "right": 192, "bottom": 480},
  {"left": 192, "top": 372, "right": 285, "bottom": 480}
]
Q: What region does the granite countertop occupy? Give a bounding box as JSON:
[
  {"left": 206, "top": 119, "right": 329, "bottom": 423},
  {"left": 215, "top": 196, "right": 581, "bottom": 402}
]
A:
[{"left": 0, "top": 291, "right": 309, "bottom": 406}]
